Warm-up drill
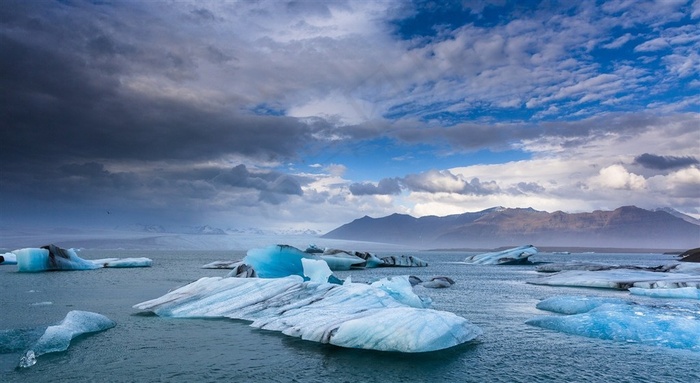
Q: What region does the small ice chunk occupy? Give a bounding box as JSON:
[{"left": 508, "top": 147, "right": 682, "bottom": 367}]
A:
[{"left": 464, "top": 245, "right": 538, "bottom": 265}]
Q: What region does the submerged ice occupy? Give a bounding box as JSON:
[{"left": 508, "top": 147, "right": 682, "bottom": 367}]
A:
[
  {"left": 464, "top": 245, "right": 538, "bottom": 265},
  {"left": 0, "top": 310, "right": 117, "bottom": 368},
  {"left": 527, "top": 296, "right": 700, "bottom": 351},
  {"left": 134, "top": 274, "right": 481, "bottom": 353}
]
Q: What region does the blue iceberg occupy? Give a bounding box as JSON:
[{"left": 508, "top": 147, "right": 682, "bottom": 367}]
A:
[
  {"left": 526, "top": 296, "right": 700, "bottom": 351},
  {"left": 11, "top": 245, "right": 152, "bottom": 272},
  {"left": 464, "top": 245, "right": 538, "bottom": 265},
  {"left": 15, "top": 245, "right": 100, "bottom": 272},
  {"left": 0, "top": 310, "right": 116, "bottom": 368},
  {"left": 133, "top": 275, "right": 481, "bottom": 353},
  {"left": 243, "top": 245, "right": 342, "bottom": 284}
]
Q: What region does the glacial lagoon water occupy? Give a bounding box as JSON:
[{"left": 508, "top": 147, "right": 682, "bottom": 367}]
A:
[{"left": 1, "top": 249, "right": 698, "bottom": 382}]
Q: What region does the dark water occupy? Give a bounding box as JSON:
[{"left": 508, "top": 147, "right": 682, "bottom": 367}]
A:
[{"left": 1, "top": 250, "right": 698, "bottom": 382}]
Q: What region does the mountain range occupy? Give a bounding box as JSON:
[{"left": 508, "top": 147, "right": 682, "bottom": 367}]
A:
[{"left": 321, "top": 206, "right": 700, "bottom": 250}]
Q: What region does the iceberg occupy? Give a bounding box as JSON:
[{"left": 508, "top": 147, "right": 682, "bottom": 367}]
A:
[
  {"left": 15, "top": 245, "right": 100, "bottom": 272},
  {"left": 318, "top": 253, "right": 366, "bottom": 270},
  {"left": 0, "top": 252, "right": 17, "bottom": 265},
  {"left": 464, "top": 245, "right": 538, "bottom": 265},
  {"left": 225, "top": 261, "right": 257, "bottom": 278},
  {"left": 243, "top": 245, "right": 341, "bottom": 284},
  {"left": 526, "top": 296, "right": 700, "bottom": 351},
  {"left": 410, "top": 276, "right": 455, "bottom": 289},
  {"left": 528, "top": 269, "right": 700, "bottom": 290},
  {"left": 12, "top": 245, "right": 153, "bottom": 271},
  {"left": 2, "top": 310, "right": 116, "bottom": 368},
  {"left": 133, "top": 275, "right": 482, "bottom": 353},
  {"left": 201, "top": 260, "right": 242, "bottom": 269},
  {"left": 379, "top": 255, "right": 428, "bottom": 267}
]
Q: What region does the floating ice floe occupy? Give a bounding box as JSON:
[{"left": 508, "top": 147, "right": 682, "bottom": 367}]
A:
[
  {"left": 0, "top": 252, "right": 17, "bottom": 265},
  {"left": 464, "top": 245, "right": 538, "bottom": 265},
  {"left": 528, "top": 268, "right": 700, "bottom": 290},
  {"left": 89, "top": 257, "right": 153, "bottom": 268},
  {"left": 629, "top": 287, "right": 700, "bottom": 299},
  {"left": 0, "top": 310, "right": 116, "bottom": 368},
  {"left": 410, "top": 276, "right": 456, "bottom": 289},
  {"left": 201, "top": 260, "right": 242, "bottom": 269},
  {"left": 11, "top": 244, "right": 152, "bottom": 272},
  {"left": 526, "top": 296, "right": 700, "bottom": 351},
  {"left": 133, "top": 274, "right": 481, "bottom": 353},
  {"left": 135, "top": 248, "right": 477, "bottom": 353}
]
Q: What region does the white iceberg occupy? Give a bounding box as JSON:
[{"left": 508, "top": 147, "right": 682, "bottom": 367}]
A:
[
  {"left": 133, "top": 275, "right": 481, "bottom": 353},
  {"left": 11, "top": 310, "right": 116, "bottom": 368},
  {"left": 528, "top": 269, "right": 700, "bottom": 290},
  {"left": 526, "top": 296, "right": 700, "bottom": 351},
  {"left": 379, "top": 255, "right": 428, "bottom": 267},
  {"left": 89, "top": 257, "right": 153, "bottom": 268},
  {"left": 201, "top": 260, "right": 242, "bottom": 269},
  {"left": 1, "top": 252, "right": 17, "bottom": 265},
  {"left": 318, "top": 253, "right": 366, "bottom": 270},
  {"left": 629, "top": 287, "right": 700, "bottom": 299},
  {"left": 464, "top": 245, "right": 538, "bottom": 265}
]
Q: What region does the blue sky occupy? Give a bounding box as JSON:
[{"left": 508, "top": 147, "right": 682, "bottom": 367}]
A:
[{"left": 1, "top": 0, "right": 699, "bottom": 234}]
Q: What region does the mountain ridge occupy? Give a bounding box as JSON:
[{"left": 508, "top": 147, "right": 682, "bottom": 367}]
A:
[{"left": 322, "top": 206, "right": 700, "bottom": 249}]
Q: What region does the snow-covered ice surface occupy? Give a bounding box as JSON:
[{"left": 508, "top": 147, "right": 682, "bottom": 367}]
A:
[
  {"left": 0, "top": 310, "right": 116, "bottom": 368},
  {"left": 527, "top": 296, "right": 700, "bottom": 351},
  {"left": 464, "top": 245, "right": 538, "bottom": 265},
  {"left": 133, "top": 275, "right": 481, "bottom": 353}
]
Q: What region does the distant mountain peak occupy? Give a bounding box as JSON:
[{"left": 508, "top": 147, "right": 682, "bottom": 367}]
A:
[{"left": 322, "top": 206, "right": 700, "bottom": 250}]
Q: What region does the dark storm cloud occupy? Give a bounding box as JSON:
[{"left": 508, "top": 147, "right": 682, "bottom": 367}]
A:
[
  {"left": 213, "top": 165, "right": 303, "bottom": 204},
  {"left": 0, "top": 1, "right": 324, "bottom": 173},
  {"left": 634, "top": 153, "right": 699, "bottom": 170},
  {"left": 349, "top": 178, "right": 402, "bottom": 195}
]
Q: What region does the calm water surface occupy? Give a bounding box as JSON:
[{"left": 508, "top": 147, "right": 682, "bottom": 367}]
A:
[{"left": 1, "top": 249, "right": 698, "bottom": 382}]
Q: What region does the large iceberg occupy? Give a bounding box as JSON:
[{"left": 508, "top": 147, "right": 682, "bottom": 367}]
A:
[
  {"left": 133, "top": 275, "right": 481, "bottom": 353},
  {"left": 0, "top": 310, "right": 116, "bottom": 368},
  {"left": 11, "top": 245, "right": 152, "bottom": 272},
  {"left": 464, "top": 245, "right": 538, "bottom": 265},
  {"left": 15, "top": 245, "right": 100, "bottom": 272},
  {"left": 526, "top": 296, "right": 700, "bottom": 351}
]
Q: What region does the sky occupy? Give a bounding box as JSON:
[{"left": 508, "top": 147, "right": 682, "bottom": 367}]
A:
[{"left": 1, "top": 0, "right": 699, "bottom": 234}]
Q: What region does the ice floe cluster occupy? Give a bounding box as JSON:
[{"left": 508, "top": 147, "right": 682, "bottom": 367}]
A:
[
  {"left": 136, "top": 245, "right": 480, "bottom": 353},
  {"left": 202, "top": 244, "right": 428, "bottom": 272},
  {"left": 529, "top": 261, "right": 700, "bottom": 297}
]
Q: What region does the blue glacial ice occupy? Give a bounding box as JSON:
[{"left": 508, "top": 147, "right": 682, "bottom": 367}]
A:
[
  {"left": 464, "top": 245, "right": 538, "bottom": 265},
  {"left": 11, "top": 244, "right": 152, "bottom": 272},
  {"left": 15, "top": 245, "right": 100, "bottom": 272},
  {"left": 244, "top": 245, "right": 342, "bottom": 284},
  {"left": 0, "top": 310, "right": 116, "bottom": 368},
  {"left": 526, "top": 296, "right": 700, "bottom": 351},
  {"left": 133, "top": 275, "right": 481, "bottom": 353}
]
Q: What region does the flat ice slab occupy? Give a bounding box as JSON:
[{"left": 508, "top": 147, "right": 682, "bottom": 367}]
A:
[
  {"left": 528, "top": 269, "right": 700, "bottom": 290},
  {"left": 134, "top": 275, "right": 482, "bottom": 353},
  {"left": 11, "top": 245, "right": 152, "bottom": 271}
]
